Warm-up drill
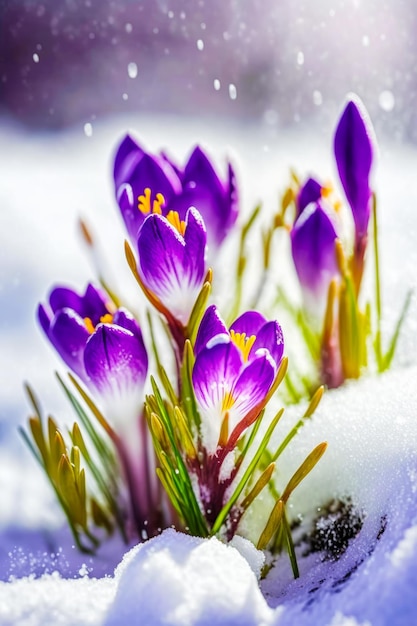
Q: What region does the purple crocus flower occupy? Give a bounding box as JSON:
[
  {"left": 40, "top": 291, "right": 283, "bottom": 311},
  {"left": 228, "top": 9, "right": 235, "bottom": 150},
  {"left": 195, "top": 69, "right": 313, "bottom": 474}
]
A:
[
  {"left": 192, "top": 305, "right": 284, "bottom": 455},
  {"left": 114, "top": 135, "right": 238, "bottom": 250},
  {"left": 334, "top": 95, "right": 374, "bottom": 242},
  {"left": 38, "top": 283, "right": 148, "bottom": 423},
  {"left": 137, "top": 207, "right": 207, "bottom": 326},
  {"left": 38, "top": 283, "right": 164, "bottom": 536},
  {"left": 291, "top": 201, "right": 339, "bottom": 318}
]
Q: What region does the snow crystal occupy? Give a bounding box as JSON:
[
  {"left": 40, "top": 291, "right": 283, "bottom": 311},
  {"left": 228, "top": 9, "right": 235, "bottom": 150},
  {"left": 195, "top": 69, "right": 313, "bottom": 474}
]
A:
[
  {"left": 83, "top": 123, "right": 93, "bottom": 137},
  {"left": 127, "top": 62, "right": 138, "bottom": 79},
  {"left": 229, "top": 84, "right": 237, "bottom": 100},
  {"left": 378, "top": 90, "right": 395, "bottom": 112}
]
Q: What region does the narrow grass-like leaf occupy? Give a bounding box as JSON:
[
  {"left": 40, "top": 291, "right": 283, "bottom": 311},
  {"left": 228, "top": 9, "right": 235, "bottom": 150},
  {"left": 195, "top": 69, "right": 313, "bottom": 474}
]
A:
[
  {"left": 240, "top": 462, "right": 275, "bottom": 511},
  {"left": 180, "top": 340, "right": 200, "bottom": 430},
  {"left": 282, "top": 507, "right": 299, "bottom": 578},
  {"left": 281, "top": 442, "right": 327, "bottom": 503},
  {"left": 150, "top": 377, "right": 207, "bottom": 535},
  {"left": 257, "top": 499, "right": 284, "bottom": 550},
  {"left": 24, "top": 383, "right": 43, "bottom": 420},
  {"left": 381, "top": 289, "right": 413, "bottom": 371},
  {"left": 186, "top": 273, "right": 212, "bottom": 345}
]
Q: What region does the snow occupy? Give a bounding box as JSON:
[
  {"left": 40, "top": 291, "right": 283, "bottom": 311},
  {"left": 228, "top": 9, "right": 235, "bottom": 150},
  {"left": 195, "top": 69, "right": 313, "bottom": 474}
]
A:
[{"left": 1, "top": 115, "right": 417, "bottom": 625}]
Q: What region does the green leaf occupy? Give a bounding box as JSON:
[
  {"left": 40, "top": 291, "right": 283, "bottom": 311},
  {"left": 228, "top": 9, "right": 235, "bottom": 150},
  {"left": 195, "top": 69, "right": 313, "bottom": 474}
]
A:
[
  {"left": 186, "top": 274, "right": 212, "bottom": 345},
  {"left": 180, "top": 340, "right": 200, "bottom": 430},
  {"left": 381, "top": 289, "right": 413, "bottom": 371}
]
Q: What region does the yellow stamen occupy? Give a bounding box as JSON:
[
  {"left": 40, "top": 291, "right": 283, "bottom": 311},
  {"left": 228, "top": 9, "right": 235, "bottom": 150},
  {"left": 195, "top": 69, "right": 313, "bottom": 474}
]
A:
[
  {"left": 321, "top": 183, "right": 333, "bottom": 199},
  {"left": 230, "top": 330, "right": 256, "bottom": 362},
  {"left": 84, "top": 313, "right": 114, "bottom": 334},
  {"left": 138, "top": 187, "right": 165, "bottom": 215},
  {"left": 100, "top": 313, "right": 113, "bottom": 324},
  {"left": 153, "top": 192, "right": 165, "bottom": 214},
  {"left": 84, "top": 317, "right": 95, "bottom": 334},
  {"left": 166, "top": 210, "right": 186, "bottom": 236}
]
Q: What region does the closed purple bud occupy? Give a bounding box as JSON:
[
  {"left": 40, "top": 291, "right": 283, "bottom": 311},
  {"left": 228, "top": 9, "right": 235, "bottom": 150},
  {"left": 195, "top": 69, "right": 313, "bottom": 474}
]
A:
[
  {"left": 291, "top": 202, "right": 339, "bottom": 317},
  {"left": 334, "top": 95, "right": 374, "bottom": 240}
]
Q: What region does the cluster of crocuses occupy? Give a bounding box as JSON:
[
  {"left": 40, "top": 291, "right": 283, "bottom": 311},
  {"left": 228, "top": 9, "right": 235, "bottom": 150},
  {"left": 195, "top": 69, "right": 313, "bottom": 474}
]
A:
[
  {"left": 23, "top": 94, "right": 404, "bottom": 571},
  {"left": 244, "top": 95, "right": 409, "bottom": 397}
]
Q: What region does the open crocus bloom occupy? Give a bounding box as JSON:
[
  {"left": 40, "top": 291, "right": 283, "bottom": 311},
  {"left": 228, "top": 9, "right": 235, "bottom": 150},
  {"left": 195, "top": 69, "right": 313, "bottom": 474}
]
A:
[
  {"left": 38, "top": 283, "right": 148, "bottom": 429},
  {"left": 192, "top": 305, "right": 284, "bottom": 455},
  {"left": 114, "top": 135, "right": 238, "bottom": 251},
  {"left": 137, "top": 206, "right": 207, "bottom": 326},
  {"left": 334, "top": 95, "right": 374, "bottom": 242},
  {"left": 291, "top": 200, "right": 339, "bottom": 320}
]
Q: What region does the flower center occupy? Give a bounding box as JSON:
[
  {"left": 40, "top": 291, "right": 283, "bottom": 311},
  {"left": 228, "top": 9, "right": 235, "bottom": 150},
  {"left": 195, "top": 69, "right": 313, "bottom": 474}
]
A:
[
  {"left": 84, "top": 313, "right": 114, "bottom": 334},
  {"left": 230, "top": 330, "right": 256, "bottom": 362},
  {"left": 321, "top": 183, "right": 342, "bottom": 213},
  {"left": 138, "top": 187, "right": 165, "bottom": 215},
  {"left": 166, "top": 210, "right": 186, "bottom": 236}
]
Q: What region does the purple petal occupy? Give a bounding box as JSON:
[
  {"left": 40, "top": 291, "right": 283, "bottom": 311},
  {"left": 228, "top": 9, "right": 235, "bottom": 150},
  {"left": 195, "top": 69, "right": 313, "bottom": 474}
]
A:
[
  {"left": 334, "top": 96, "right": 374, "bottom": 239},
  {"left": 116, "top": 183, "right": 143, "bottom": 243},
  {"left": 192, "top": 340, "right": 242, "bottom": 413},
  {"left": 84, "top": 325, "right": 148, "bottom": 429},
  {"left": 138, "top": 213, "right": 185, "bottom": 293},
  {"left": 297, "top": 177, "right": 322, "bottom": 216},
  {"left": 183, "top": 146, "right": 225, "bottom": 197},
  {"left": 252, "top": 320, "right": 284, "bottom": 368},
  {"left": 160, "top": 150, "right": 183, "bottom": 182},
  {"left": 117, "top": 153, "right": 182, "bottom": 244},
  {"left": 137, "top": 213, "right": 204, "bottom": 324},
  {"left": 226, "top": 161, "right": 239, "bottom": 231},
  {"left": 231, "top": 352, "right": 275, "bottom": 424},
  {"left": 84, "top": 325, "right": 148, "bottom": 395},
  {"left": 229, "top": 311, "right": 267, "bottom": 338},
  {"left": 48, "top": 283, "right": 108, "bottom": 325},
  {"left": 113, "top": 308, "right": 146, "bottom": 347},
  {"left": 48, "top": 287, "right": 83, "bottom": 315},
  {"left": 113, "top": 134, "right": 144, "bottom": 188},
  {"left": 48, "top": 309, "right": 90, "bottom": 381},
  {"left": 194, "top": 305, "right": 228, "bottom": 356},
  {"left": 178, "top": 146, "right": 235, "bottom": 247},
  {"left": 183, "top": 207, "right": 207, "bottom": 288},
  {"left": 291, "top": 202, "right": 338, "bottom": 309},
  {"left": 127, "top": 153, "right": 180, "bottom": 208}
]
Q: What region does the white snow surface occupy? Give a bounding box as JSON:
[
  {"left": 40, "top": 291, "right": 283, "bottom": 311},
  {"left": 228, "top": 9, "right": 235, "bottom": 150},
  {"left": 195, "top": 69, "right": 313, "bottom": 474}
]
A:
[{"left": 1, "top": 115, "right": 417, "bottom": 625}]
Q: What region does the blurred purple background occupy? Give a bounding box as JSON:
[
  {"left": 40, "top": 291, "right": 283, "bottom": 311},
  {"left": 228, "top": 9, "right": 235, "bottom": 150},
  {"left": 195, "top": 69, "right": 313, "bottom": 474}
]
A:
[{"left": 1, "top": 0, "right": 416, "bottom": 139}]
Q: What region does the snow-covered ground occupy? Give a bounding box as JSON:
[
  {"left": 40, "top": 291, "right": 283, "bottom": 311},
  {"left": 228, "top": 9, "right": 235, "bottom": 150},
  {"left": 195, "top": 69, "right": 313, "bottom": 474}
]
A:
[{"left": 1, "top": 115, "right": 417, "bottom": 625}]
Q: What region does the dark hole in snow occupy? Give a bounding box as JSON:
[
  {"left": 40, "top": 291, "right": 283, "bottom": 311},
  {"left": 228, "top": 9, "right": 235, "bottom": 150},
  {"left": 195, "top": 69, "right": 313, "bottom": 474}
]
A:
[{"left": 300, "top": 498, "right": 365, "bottom": 561}]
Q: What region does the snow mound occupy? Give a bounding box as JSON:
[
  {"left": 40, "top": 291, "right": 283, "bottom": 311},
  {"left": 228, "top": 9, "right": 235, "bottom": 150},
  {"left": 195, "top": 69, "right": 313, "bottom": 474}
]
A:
[{"left": 105, "top": 529, "right": 275, "bottom": 626}]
